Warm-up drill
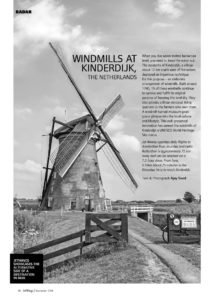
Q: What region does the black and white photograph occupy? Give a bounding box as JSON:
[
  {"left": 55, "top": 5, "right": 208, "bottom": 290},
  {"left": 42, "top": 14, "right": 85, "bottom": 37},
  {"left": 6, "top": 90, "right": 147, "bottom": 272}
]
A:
[{"left": 8, "top": 0, "right": 205, "bottom": 290}]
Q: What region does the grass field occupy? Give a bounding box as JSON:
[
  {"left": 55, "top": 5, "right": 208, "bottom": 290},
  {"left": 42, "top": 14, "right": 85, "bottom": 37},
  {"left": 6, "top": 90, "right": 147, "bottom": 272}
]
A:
[
  {"left": 14, "top": 209, "right": 88, "bottom": 272},
  {"left": 14, "top": 208, "right": 200, "bottom": 283},
  {"left": 14, "top": 210, "right": 179, "bottom": 283},
  {"left": 46, "top": 239, "right": 178, "bottom": 283},
  {"left": 14, "top": 209, "right": 85, "bottom": 251},
  {"left": 153, "top": 202, "right": 201, "bottom": 214}
]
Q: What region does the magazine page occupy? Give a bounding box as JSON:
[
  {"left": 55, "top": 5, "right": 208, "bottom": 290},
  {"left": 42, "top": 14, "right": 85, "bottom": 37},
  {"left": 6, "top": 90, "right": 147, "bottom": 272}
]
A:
[{"left": 3, "top": 0, "right": 213, "bottom": 297}]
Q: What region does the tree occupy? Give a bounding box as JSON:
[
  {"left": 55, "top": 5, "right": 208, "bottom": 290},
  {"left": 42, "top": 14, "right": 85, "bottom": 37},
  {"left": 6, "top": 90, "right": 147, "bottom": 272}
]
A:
[
  {"left": 144, "top": 200, "right": 155, "bottom": 204},
  {"left": 183, "top": 192, "right": 196, "bottom": 203},
  {"left": 198, "top": 194, "right": 201, "bottom": 203},
  {"left": 176, "top": 198, "right": 182, "bottom": 203}
]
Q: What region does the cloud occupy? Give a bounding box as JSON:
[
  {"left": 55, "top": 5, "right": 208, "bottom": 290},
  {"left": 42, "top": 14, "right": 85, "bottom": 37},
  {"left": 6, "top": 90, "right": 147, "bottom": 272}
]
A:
[
  {"left": 14, "top": 160, "right": 41, "bottom": 174},
  {"left": 155, "top": 0, "right": 184, "bottom": 19},
  {"left": 105, "top": 115, "right": 140, "bottom": 152},
  {"left": 112, "top": 132, "right": 141, "bottom": 153},
  {"left": 15, "top": 107, "right": 32, "bottom": 118},
  {"left": 106, "top": 115, "right": 126, "bottom": 132},
  {"left": 44, "top": 105, "right": 67, "bottom": 120},
  {"left": 14, "top": 0, "right": 107, "bottom": 57},
  {"left": 151, "top": 22, "right": 174, "bottom": 29},
  {"left": 69, "top": 8, "right": 86, "bottom": 18}
]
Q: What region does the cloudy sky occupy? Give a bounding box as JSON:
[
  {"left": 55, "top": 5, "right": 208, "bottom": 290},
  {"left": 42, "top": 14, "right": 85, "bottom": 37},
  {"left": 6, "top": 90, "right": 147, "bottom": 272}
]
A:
[{"left": 14, "top": 0, "right": 200, "bottom": 201}]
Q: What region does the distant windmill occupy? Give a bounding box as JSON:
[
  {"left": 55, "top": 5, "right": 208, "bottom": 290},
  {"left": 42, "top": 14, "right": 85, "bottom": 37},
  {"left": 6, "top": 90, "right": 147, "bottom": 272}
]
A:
[{"left": 40, "top": 43, "right": 138, "bottom": 211}]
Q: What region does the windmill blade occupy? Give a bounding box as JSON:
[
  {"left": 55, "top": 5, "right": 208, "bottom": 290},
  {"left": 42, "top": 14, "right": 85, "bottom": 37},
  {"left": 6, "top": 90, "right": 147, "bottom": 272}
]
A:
[
  {"left": 98, "top": 95, "right": 124, "bottom": 128},
  {"left": 49, "top": 42, "right": 97, "bottom": 123},
  {"left": 53, "top": 125, "right": 96, "bottom": 177},
  {"left": 101, "top": 143, "right": 136, "bottom": 192},
  {"left": 42, "top": 117, "right": 55, "bottom": 198},
  {"left": 98, "top": 126, "right": 138, "bottom": 190}
]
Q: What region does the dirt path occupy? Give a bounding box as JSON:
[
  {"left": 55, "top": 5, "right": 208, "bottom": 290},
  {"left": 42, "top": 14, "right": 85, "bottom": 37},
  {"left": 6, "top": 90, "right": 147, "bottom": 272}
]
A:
[
  {"left": 129, "top": 216, "right": 200, "bottom": 268},
  {"left": 128, "top": 217, "right": 200, "bottom": 283}
]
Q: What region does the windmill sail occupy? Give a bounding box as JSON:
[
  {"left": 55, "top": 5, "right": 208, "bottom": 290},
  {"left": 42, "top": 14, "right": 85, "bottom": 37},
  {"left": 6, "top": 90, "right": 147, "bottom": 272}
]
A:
[
  {"left": 51, "top": 124, "right": 95, "bottom": 177},
  {"left": 101, "top": 143, "right": 137, "bottom": 192},
  {"left": 98, "top": 126, "right": 138, "bottom": 190},
  {"left": 50, "top": 123, "right": 85, "bottom": 167},
  {"left": 98, "top": 95, "right": 124, "bottom": 128},
  {"left": 49, "top": 43, "right": 97, "bottom": 122}
]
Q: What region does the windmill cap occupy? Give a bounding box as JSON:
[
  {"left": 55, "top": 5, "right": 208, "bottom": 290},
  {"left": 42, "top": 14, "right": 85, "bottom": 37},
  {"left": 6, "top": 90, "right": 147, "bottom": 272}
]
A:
[{"left": 54, "top": 114, "right": 93, "bottom": 138}]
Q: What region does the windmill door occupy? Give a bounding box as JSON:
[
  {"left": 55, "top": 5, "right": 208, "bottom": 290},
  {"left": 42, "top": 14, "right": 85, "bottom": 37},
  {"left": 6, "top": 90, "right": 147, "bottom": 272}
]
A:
[
  {"left": 70, "top": 201, "right": 76, "bottom": 210},
  {"left": 84, "top": 195, "right": 92, "bottom": 211}
]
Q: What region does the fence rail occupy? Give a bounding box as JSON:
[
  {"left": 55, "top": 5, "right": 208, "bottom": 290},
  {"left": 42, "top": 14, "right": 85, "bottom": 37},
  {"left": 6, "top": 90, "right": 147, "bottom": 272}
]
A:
[
  {"left": 23, "top": 230, "right": 85, "bottom": 254},
  {"left": 111, "top": 204, "right": 154, "bottom": 213},
  {"left": 22, "top": 212, "right": 128, "bottom": 272},
  {"left": 130, "top": 206, "right": 153, "bottom": 213}
]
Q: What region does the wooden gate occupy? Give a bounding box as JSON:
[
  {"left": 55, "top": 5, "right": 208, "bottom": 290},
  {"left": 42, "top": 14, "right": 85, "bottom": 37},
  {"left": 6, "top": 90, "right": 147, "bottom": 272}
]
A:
[
  {"left": 85, "top": 212, "right": 128, "bottom": 243},
  {"left": 21, "top": 212, "right": 128, "bottom": 272}
]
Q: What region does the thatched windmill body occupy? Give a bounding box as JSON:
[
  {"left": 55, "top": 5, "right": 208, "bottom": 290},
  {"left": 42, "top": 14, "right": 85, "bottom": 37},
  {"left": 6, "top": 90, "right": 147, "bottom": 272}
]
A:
[{"left": 40, "top": 43, "right": 138, "bottom": 211}]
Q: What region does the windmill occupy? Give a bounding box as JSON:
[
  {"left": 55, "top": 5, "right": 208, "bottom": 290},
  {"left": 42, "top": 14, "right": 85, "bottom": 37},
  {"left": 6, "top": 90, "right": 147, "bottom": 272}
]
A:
[{"left": 40, "top": 43, "right": 138, "bottom": 211}]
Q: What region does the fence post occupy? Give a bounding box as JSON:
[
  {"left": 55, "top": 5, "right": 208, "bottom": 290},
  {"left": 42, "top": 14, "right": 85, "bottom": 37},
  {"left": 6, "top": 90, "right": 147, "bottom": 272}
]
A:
[
  {"left": 198, "top": 213, "right": 201, "bottom": 245},
  {"left": 80, "top": 231, "right": 83, "bottom": 256},
  {"left": 85, "top": 213, "right": 91, "bottom": 243},
  {"left": 167, "top": 214, "right": 172, "bottom": 243},
  {"left": 121, "top": 213, "right": 128, "bottom": 242}
]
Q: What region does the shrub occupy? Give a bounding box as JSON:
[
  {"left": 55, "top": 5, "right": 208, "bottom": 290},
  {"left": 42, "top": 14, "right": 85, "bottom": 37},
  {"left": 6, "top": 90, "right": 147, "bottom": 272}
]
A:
[
  {"left": 14, "top": 210, "right": 47, "bottom": 252},
  {"left": 14, "top": 210, "right": 45, "bottom": 234},
  {"left": 183, "top": 191, "right": 196, "bottom": 203}
]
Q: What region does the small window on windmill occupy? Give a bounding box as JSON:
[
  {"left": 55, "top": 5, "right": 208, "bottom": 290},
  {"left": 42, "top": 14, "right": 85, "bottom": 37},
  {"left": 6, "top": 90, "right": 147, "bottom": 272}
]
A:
[
  {"left": 84, "top": 194, "right": 90, "bottom": 205},
  {"left": 70, "top": 201, "right": 76, "bottom": 210}
]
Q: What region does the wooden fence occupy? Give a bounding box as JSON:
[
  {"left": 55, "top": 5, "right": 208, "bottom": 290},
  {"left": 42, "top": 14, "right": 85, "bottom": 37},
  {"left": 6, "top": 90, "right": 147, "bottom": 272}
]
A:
[
  {"left": 85, "top": 212, "right": 128, "bottom": 243},
  {"left": 22, "top": 212, "right": 128, "bottom": 272}
]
